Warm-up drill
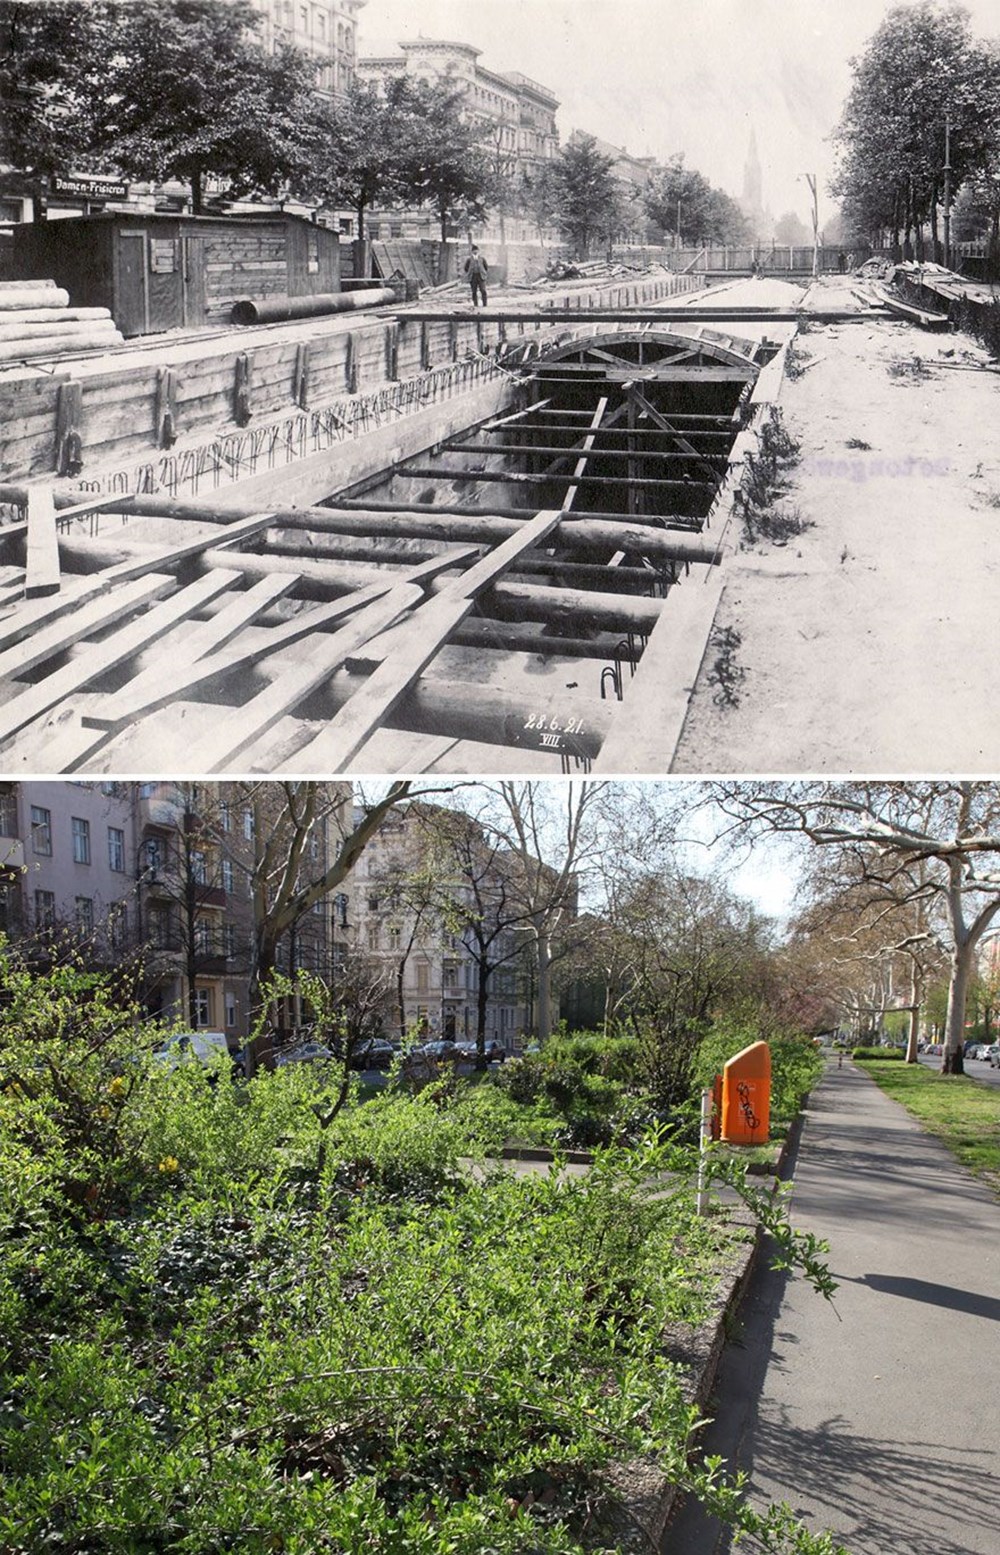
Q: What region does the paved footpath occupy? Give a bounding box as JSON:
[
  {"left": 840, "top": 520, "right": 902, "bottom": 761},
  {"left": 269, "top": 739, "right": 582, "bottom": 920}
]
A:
[{"left": 664, "top": 1060, "right": 1000, "bottom": 1555}]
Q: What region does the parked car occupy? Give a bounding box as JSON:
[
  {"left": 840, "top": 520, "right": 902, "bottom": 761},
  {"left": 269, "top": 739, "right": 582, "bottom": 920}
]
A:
[
  {"left": 986, "top": 1043, "right": 1000, "bottom": 1068},
  {"left": 965, "top": 1043, "right": 986, "bottom": 1060},
  {"left": 152, "top": 1031, "right": 232, "bottom": 1068},
  {"left": 273, "top": 1041, "right": 335, "bottom": 1067},
  {"left": 349, "top": 1038, "right": 396, "bottom": 1070}
]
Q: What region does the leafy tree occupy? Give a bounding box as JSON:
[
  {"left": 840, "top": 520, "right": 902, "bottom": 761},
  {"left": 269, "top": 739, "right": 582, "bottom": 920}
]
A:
[
  {"left": 397, "top": 78, "right": 492, "bottom": 244},
  {"left": 310, "top": 77, "right": 415, "bottom": 244},
  {"left": 0, "top": 0, "right": 107, "bottom": 179},
  {"left": 645, "top": 154, "right": 750, "bottom": 246},
  {"left": 832, "top": 2, "right": 998, "bottom": 255},
  {"left": 3, "top": 0, "right": 323, "bottom": 213},
  {"left": 540, "top": 135, "right": 619, "bottom": 257}
]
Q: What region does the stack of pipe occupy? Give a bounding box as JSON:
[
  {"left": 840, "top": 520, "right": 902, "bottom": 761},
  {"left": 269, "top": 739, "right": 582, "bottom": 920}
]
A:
[{"left": 0, "top": 279, "right": 124, "bottom": 364}]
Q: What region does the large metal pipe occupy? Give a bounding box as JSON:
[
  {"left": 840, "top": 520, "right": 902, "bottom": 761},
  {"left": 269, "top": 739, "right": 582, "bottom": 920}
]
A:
[{"left": 230, "top": 288, "right": 399, "bottom": 324}]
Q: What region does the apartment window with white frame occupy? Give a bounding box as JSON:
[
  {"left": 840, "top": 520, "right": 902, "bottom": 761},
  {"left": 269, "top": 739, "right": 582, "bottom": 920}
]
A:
[
  {"left": 35, "top": 889, "right": 56, "bottom": 928},
  {"left": 71, "top": 817, "right": 91, "bottom": 865},
  {"left": 30, "top": 806, "right": 52, "bottom": 856},
  {"left": 108, "top": 827, "right": 125, "bottom": 872},
  {"left": 221, "top": 858, "right": 234, "bottom": 893},
  {"left": 194, "top": 918, "right": 211, "bottom": 954},
  {"left": 222, "top": 923, "right": 236, "bottom": 958},
  {"left": 225, "top": 991, "right": 237, "bottom": 1029},
  {"left": 75, "top": 896, "right": 94, "bottom": 935},
  {"left": 191, "top": 850, "right": 207, "bottom": 886},
  {"left": 243, "top": 808, "right": 255, "bottom": 841},
  {"left": 193, "top": 988, "right": 211, "bottom": 1028},
  {"left": 219, "top": 801, "right": 231, "bottom": 833}
]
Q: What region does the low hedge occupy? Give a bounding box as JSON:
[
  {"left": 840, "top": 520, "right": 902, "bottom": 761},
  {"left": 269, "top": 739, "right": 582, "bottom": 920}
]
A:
[{"left": 852, "top": 1046, "right": 904, "bottom": 1060}]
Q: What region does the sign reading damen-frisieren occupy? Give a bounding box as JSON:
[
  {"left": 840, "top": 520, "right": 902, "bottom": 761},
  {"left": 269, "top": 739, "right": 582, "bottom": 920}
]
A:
[{"left": 51, "top": 175, "right": 129, "bottom": 199}]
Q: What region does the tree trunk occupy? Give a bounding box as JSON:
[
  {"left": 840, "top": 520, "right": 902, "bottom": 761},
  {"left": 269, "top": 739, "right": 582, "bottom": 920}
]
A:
[
  {"left": 395, "top": 958, "right": 406, "bottom": 1039},
  {"left": 536, "top": 929, "right": 552, "bottom": 1041},
  {"left": 357, "top": 200, "right": 365, "bottom": 244},
  {"left": 929, "top": 187, "right": 939, "bottom": 264},
  {"left": 942, "top": 943, "right": 969, "bottom": 1074},
  {"left": 476, "top": 958, "right": 489, "bottom": 1048},
  {"left": 190, "top": 169, "right": 203, "bottom": 216}
]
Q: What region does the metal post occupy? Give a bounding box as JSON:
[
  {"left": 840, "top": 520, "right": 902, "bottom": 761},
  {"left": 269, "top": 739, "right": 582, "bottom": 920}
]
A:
[
  {"left": 696, "top": 1086, "right": 714, "bottom": 1215},
  {"left": 943, "top": 113, "right": 952, "bottom": 270},
  {"left": 805, "top": 172, "right": 819, "bottom": 278}
]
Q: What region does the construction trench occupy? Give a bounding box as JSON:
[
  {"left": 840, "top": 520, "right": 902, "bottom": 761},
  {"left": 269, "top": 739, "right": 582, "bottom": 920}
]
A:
[{"left": 1, "top": 266, "right": 978, "bottom": 776}]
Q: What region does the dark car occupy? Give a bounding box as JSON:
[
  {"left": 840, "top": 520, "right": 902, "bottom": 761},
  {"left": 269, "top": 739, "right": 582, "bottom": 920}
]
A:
[
  {"left": 273, "top": 1041, "right": 335, "bottom": 1068},
  {"left": 350, "top": 1038, "right": 396, "bottom": 1070}
]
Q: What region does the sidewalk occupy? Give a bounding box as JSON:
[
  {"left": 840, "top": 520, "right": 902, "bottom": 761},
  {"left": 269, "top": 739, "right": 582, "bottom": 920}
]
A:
[{"left": 664, "top": 1059, "right": 1000, "bottom": 1555}]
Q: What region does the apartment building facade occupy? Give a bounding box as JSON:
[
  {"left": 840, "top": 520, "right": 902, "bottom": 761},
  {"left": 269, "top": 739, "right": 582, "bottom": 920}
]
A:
[
  {"left": 351, "top": 804, "right": 560, "bottom": 1050},
  {"left": 0, "top": 781, "right": 354, "bottom": 1045},
  {"left": 250, "top": 0, "right": 365, "bottom": 99},
  {"left": 356, "top": 36, "right": 559, "bottom": 241}
]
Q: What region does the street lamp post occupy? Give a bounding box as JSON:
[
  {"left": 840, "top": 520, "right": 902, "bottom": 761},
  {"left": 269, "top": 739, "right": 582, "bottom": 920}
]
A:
[
  {"left": 943, "top": 113, "right": 952, "bottom": 270},
  {"left": 803, "top": 172, "right": 819, "bottom": 278}
]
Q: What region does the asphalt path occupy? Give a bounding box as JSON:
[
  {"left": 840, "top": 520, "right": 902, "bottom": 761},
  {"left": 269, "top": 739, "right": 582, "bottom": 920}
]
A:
[{"left": 663, "top": 1058, "right": 1000, "bottom": 1555}]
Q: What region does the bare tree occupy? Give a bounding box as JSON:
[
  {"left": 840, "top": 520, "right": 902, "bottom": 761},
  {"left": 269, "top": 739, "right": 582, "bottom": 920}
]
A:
[
  {"left": 711, "top": 781, "right": 1000, "bottom": 1073},
  {"left": 478, "top": 781, "right": 613, "bottom": 1041}
]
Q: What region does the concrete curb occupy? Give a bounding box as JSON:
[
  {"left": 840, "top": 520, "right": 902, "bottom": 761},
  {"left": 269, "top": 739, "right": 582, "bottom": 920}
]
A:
[
  {"left": 597, "top": 1105, "right": 809, "bottom": 1550},
  {"left": 598, "top": 1215, "right": 762, "bottom": 1552}
]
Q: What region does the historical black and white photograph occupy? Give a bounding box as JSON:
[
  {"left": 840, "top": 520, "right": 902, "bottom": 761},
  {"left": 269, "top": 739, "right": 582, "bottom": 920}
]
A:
[{"left": 1, "top": 0, "right": 999, "bottom": 774}]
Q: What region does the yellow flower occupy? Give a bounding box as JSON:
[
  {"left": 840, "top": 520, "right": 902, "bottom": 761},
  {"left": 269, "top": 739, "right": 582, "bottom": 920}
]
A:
[
  {"left": 108, "top": 1076, "right": 126, "bottom": 1098},
  {"left": 157, "top": 1156, "right": 179, "bottom": 1174}
]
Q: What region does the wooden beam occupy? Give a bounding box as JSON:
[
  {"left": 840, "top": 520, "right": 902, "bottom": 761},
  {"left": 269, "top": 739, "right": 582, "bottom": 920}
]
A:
[
  {"left": 80, "top": 547, "right": 478, "bottom": 735},
  {"left": 0, "top": 571, "right": 236, "bottom": 748},
  {"left": 0, "top": 571, "right": 186, "bottom": 683},
  {"left": 527, "top": 363, "right": 754, "bottom": 382},
  {"left": 24, "top": 486, "right": 60, "bottom": 599},
  {"left": 398, "top": 466, "right": 717, "bottom": 491},
  {"left": 441, "top": 441, "right": 726, "bottom": 464},
  {"left": 73, "top": 511, "right": 279, "bottom": 585},
  {"left": 289, "top": 400, "right": 611, "bottom": 770}
]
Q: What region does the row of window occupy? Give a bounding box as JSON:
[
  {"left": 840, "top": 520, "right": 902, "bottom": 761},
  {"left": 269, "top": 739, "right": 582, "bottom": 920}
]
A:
[
  {"left": 34, "top": 890, "right": 127, "bottom": 944},
  {"left": 29, "top": 808, "right": 126, "bottom": 870}
]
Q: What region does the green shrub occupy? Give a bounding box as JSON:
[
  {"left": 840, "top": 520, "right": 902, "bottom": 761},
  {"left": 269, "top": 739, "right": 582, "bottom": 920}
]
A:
[{"left": 852, "top": 1045, "right": 904, "bottom": 1060}]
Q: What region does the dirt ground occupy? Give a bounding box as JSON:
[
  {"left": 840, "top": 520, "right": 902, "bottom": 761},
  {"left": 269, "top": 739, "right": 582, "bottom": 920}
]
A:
[{"left": 672, "top": 275, "right": 1000, "bottom": 774}]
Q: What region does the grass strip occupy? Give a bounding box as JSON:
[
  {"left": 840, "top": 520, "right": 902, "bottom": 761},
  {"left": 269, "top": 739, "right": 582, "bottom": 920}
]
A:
[{"left": 858, "top": 1059, "right": 1000, "bottom": 1193}]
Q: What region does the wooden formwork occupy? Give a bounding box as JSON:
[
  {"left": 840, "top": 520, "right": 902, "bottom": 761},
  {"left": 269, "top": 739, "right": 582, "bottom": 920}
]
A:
[
  {"left": 0, "top": 318, "right": 766, "bottom": 776},
  {"left": 0, "top": 272, "right": 705, "bottom": 485}
]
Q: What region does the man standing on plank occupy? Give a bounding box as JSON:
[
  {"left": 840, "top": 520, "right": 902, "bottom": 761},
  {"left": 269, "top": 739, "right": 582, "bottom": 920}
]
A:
[{"left": 464, "top": 245, "right": 489, "bottom": 307}]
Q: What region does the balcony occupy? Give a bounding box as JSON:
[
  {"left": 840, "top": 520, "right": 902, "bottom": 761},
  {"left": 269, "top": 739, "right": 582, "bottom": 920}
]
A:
[{"left": 0, "top": 836, "right": 25, "bottom": 871}]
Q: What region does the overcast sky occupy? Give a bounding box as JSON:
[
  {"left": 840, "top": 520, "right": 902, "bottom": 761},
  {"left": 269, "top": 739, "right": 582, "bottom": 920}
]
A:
[{"left": 358, "top": 0, "right": 1000, "bottom": 228}]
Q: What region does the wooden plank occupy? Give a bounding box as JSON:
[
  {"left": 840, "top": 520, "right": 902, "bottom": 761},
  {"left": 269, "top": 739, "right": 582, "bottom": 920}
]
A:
[
  {"left": 287, "top": 514, "right": 567, "bottom": 772},
  {"left": 80, "top": 545, "right": 477, "bottom": 735},
  {"left": 195, "top": 584, "right": 426, "bottom": 772},
  {"left": 78, "top": 571, "right": 293, "bottom": 731},
  {"left": 91, "top": 511, "right": 279, "bottom": 586},
  {"left": 0, "top": 570, "right": 243, "bottom": 748},
  {"left": 287, "top": 400, "right": 613, "bottom": 770},
  {"left": 0, "top": 572, "right": 187, "bottom": 683},
  {"left": 0, "top": 572, "right": 113, "bottom": 653},
  {"left": 24, "top": 487, "right": 61, "bottom": 599}
]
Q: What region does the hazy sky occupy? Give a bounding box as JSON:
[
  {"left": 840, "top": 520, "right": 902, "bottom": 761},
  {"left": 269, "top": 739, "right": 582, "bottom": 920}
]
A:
[{"left": 358, "top": 0, "right": 1000, "bottom": 227}]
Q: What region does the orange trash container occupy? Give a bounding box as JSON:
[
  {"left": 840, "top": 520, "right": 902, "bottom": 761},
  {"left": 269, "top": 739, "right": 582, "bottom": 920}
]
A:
[{"left": 720, "top": 1040, "right": 771, "bottom": 1144}]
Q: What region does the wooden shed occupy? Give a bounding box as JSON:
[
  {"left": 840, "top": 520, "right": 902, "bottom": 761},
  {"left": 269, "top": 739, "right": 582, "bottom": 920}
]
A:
[{"left": 10, "top": 211, "right": 340, "bottom": 338}]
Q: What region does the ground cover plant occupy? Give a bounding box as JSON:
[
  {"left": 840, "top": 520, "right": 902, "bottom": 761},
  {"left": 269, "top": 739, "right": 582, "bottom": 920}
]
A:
[
  {"left": 0, "top": 954, "right": 847, "bottom": 1555},
  {"left": 857, "top": 1058, "right": 1000, "bottom": 1194}
]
